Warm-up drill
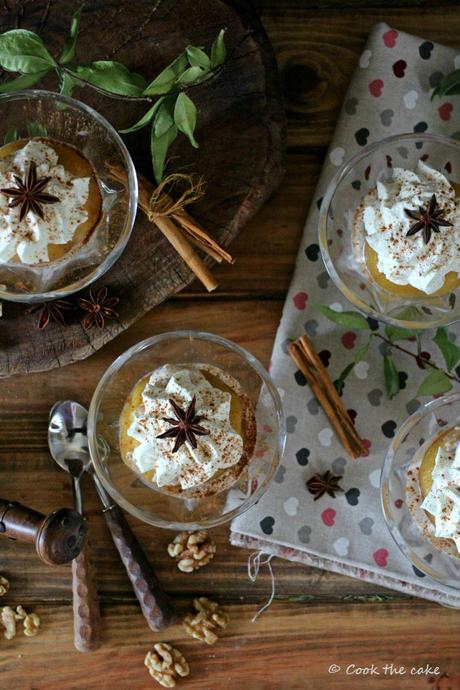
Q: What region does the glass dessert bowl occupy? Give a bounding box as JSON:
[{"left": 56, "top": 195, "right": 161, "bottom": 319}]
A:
[
  {"left": 88, "top": 331, "right": 285, "bottom": 530},
  {"left": 319, "top": 133, "right": 460, "bottom": 329},
  {"left": 0, "top": 90, "right": 138, "bottom": 302},
  {"left": 381, "top": 394, "right": 460, "bottom": 594}
]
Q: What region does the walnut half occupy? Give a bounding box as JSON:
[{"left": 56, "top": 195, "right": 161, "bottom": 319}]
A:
[
  {"left": 167, "top": 530, "right": 216, "bottom": 573},
  {"left": 183, "top": 597, "right": 229, "bottom": 645},
  {"left": 145, "top": 643, "right": 190, "bottom": 688},
  {"left": 1, "top": 605, "right": 41, "bottom": 640},
  {"left": 0, "top": 576, "right": 9, "bottom": 597}
]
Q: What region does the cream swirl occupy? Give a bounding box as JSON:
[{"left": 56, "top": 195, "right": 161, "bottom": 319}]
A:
[
  {"left": 421, "top": 440, "right": 460, "bottom": 553},
  {"left": 0, "top": 139, "right": 89, "bottom": 265},
  {"left": 127, "top": 365, "right": 244, "bottom": 490},
  {"left": 362, "top": 161, "right": 460, "bottom": 294}
]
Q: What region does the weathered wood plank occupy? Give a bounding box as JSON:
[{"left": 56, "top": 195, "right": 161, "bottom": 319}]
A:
[
  {"left": 1, "top": 299, "right": 398, "bottom": 602},
  {"left": 0, "top": 601, "right": 457, "bottom": 690},
  {"left": 259, "top": 6, "right": 460, "bottom": 148}
]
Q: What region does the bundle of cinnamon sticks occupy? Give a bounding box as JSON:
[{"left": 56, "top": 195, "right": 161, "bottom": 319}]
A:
[
  {"left": 288, "top": 335, "right": 368, "bottom": 459},
  {"left": 110, "top": 166, "right": 233, "bottom": 292}
]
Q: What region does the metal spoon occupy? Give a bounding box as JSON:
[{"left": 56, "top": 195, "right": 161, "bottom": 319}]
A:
[
  {"left": 48, "top": 401, "right": 101, "bottom": 653},
  {"left": 48, "top": 400, "right": 176, "bottom": 632}
]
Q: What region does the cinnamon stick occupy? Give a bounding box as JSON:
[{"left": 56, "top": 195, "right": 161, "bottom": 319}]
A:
[
  {"left": 110, "top": 166, "right": 218, "bottom": 292},
  {"left": 172, "top": 212, "right": 234, "bottom": 264},
  {"left": 288, "top": 335, "right": 368, "bottom": 459}
]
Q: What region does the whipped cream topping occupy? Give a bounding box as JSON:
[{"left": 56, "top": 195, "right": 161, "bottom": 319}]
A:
[
  {"left": 362, "top": 161, "right": 460, "bottom": 294},
  {"left": 0, "top": 139, "right": 90, "bottom": 265},
  {"left": 421, "top": 438, "right": 460, "bottom": 553},
  {"left": 127, "top": 365, "right": 244, "bottom": 490}
]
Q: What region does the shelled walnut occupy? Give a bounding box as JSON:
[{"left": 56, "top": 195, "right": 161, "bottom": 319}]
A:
[
  {"left": 183, "top": 597, "right": 229, "bottom": 645},
  {"left": 167, "top": 530, "right": 216, "bottom": 573},
  {"left": 0, "top": 576, "right": 9, "bottom": 597},
  {"left": 144, "top": 643, "right": 190, "bottom": 688},
  {"left": 1, "top": 604, "right": 41, "bottom": 640}
]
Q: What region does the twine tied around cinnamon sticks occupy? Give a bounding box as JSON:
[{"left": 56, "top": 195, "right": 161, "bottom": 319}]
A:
[{"left": 109, "top": 166, "right": 234, "bottom": 292}]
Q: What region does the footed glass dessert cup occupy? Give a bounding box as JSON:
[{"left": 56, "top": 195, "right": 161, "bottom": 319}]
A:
[
  {"left": 319, "top": 133, "right": 460, "bottom": 329},
  {"left": 0, "top": 90, "right": 138, "bottom": 303},
  {"left": 381, "top": 393, "right": 460, "bottom": 596},
  {"left": 88, "top": 331, "right": 285, "bottom": 530}
]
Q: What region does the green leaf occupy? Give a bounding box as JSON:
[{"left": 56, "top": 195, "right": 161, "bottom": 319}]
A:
[
  {"left": 314, "top": 304, "right": 371, "bottom": 330},
  {"left": 417, "top": 368, "right": 453, "bottom": 396},
  {"left": 173, "top": 92, "right": 198, "bottom": 147},
  {"left": 177, "top": 66, "right": 205, "bottom": 85},
  {"left": 58, "top": 70, "right": 76, "bottom": 97},
  {"left": 186, "top": 46, "right": 210, "bottom": 70},
  {"left": 210, "top": 28, "right": 226, "bottom": 67},
  {"left": 120, "top": 99, "right": 163, "bottom": 134},
  {"left": 334, "top": 362, "right": 355, "bottom": 395},
  {"left": 433, "top": 327, "right": 460, "bottom": 372},
  {"left": 27, "top": 120, "right": 48, "bottom": 137},
  {"left": 151, "top": 121, "right": 178, "bottom": 184},
  {"left": 59, "top": 4, "right": 84, "bottom": 65},
  {"left": 154, "top": 100, "right": 175, "bottom": 138},
  {"left": 143, "top": 53, "right": 188, "bottom": 96},
  {"left": 0, "top": 29, "right": 56, "bottom": 73},
  {"left": 432, "top": 69, "right": 460, "bottom": 98},
  {"left": 3, "top": 126, "right": 17, "bottom": 144},
  {"left": 0, "top": 69, "right": 49, "bottom": 93},
  {"left": 383, "top": 355, "right": 400, "bottom": 399},
  {"left": 394, "top": 305, "right": 423, "bottom": 322},
  {"left": 73, "top": 61, "right": 146, "bottom": 96},
  {"left": 384, "top": 324, "right": 417, "bottom": 343}
]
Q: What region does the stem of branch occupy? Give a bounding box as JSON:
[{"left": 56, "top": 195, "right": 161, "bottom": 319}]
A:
[{"left": 374, "top": 333, "right": 460, "bottom": 384}]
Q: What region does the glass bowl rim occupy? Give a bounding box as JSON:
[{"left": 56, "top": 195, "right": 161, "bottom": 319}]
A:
[
  {"left": 319, "top": 131, "right": 460, "bottom": 330},
  {"left": 87, "top": 329, "right": 286, "bottom": 530},
  {"left": 380, "top": 391, "right": 460, "bottom": 591},
  {"left": 0, "top": 88, "right": 138, "bottom": 303}
]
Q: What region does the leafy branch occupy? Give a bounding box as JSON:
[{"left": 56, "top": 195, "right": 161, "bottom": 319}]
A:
[
  {"left": 0, "top": 5, "right": 227, "bottom": 183},
  {"left": 314, "top": 304, "right": 460, "bottom": 399}
]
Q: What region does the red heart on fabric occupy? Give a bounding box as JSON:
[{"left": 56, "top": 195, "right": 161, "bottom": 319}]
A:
[
  {"left": 383, "top": 29, "right": 398, "bottom": 48},
  {"left": 439, "top": 103, "right": 453, "bottom": 121},
  {"left": 369, "top": 79, "right": 384, "bottom": 97},
  {"left": 321, "top": 508, "right": 336, "bottom": 527},
  {"left": 373, "top": 548, "right": 389, "bottom": 567},
  {"left": 392, "top": 59, "right": 407, "bottom": 78},
  {"left": 341, "top": 332, "right": 356, "bottom": 349},
  {"left": 293, "top": 292, "right": 308, "bottom": 310}
]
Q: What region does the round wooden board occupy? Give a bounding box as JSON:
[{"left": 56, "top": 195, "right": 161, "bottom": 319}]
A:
[{"left": 0, "top": 0, "right": 285, "bottom": 377}]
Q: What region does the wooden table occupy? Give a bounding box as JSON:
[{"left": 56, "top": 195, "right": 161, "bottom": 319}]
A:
[{"left": 2, "top": 2, "right": 460, "bottom": 689}]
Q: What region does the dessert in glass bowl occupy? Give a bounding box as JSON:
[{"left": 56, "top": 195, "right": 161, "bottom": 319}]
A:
[
  {"left": 319, "top": 133, "right": 460, "bottom": 329},
  {"left": 381, "top": 394, "right": 460, "bottom": 593},
  {"left": 119, "top": 363, "right": 256, "bottom": 500},
  {"left": 0, "top": 137, "right": 102, "bottom": 265},
  {"left": 88, "top": 332, "right": 284, "bottom": 530},
  {"left": 0, "top": 90, "right": 137, "bottom": 303},
  {"left": 406, "top": 423, "right": 460, "bottom": 559}
]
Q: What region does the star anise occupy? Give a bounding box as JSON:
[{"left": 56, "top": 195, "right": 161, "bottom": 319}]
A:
[
  {"left": 0, "top": 161, "right": 59, "bottom": 221},
  {"left": 306, "top": 471, "right": 344, "bottom": 501},
  {"left": 78, "top": 287, "right": 119, "bottom": 329},
  {"left": 31, "top": 298, "right": 76, "bottom": 330},
  {"left": 405, "top": 193, "right": 453, "bottom": 245},
  {"left": 156, "top": 396, "right": 210, "bottom": 453}
]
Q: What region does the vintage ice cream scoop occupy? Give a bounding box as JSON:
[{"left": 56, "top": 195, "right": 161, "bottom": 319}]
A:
[
  {"left": 48, "top": 401, "right": 101, "bottom": 653},
  {"left": 48, "top": 400, "right": 176, "bottom": 632},
  {"left": 0, "top": 498, "right": 85, "bottom": 565}
]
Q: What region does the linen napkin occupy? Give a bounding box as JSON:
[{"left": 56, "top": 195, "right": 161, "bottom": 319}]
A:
[{"left": 231, "top": 22, "right": 460, "bottom": 606}]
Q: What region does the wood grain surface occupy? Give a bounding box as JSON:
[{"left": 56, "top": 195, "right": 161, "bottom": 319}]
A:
[
  {"left": 0, "top": 0, "right": 285, "bottom": 376},
  {"left": 2, "top": 1, "right": 460, "bottom": 689}
]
